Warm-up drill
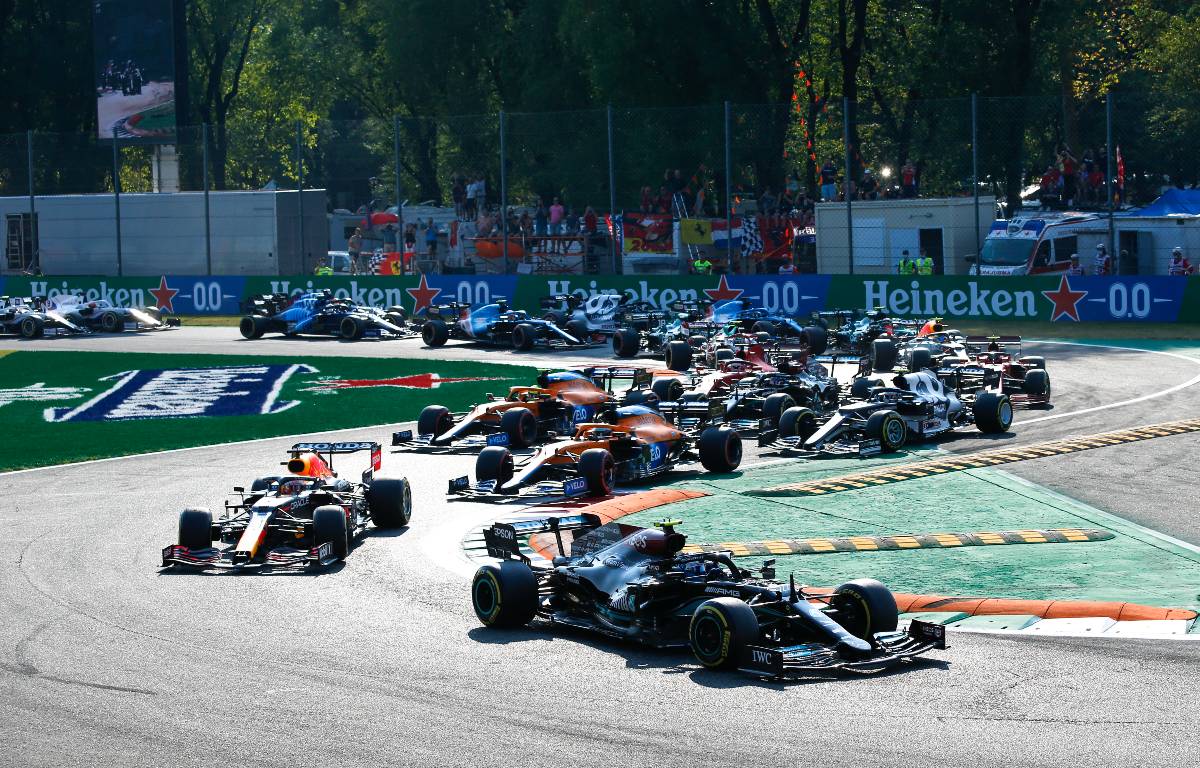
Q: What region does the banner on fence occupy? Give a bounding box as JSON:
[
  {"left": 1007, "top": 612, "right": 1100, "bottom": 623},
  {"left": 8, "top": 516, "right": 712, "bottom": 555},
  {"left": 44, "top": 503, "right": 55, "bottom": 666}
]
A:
[{"left": 1, "top": 273, "right": 1196, "bottom": 323}]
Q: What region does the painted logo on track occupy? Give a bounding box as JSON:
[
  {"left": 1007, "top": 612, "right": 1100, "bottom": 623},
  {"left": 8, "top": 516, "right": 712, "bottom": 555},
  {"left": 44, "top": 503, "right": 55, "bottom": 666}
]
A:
[
  {"left": 43, "top": 364, "right": 317, "bottom": 422},
  {"left": 0, "top": 383, "right": 91, "bottom": 408},
  {"left": 302, "top": 373, "right": 506, "bottom": 392}
]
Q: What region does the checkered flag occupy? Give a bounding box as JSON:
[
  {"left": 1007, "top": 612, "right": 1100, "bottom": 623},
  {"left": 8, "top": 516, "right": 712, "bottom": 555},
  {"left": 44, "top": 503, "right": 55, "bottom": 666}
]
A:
[
  {"left": 369, "top": 251, "right": 386, "bottom": 275},
  {"left": 741, "top": 215, "right": 764, "bottom": 258}
]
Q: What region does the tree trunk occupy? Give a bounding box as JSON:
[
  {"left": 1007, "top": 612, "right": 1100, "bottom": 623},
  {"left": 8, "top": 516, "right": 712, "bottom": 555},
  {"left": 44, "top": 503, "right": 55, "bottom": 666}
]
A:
[
  {"left": 838, "top": 0, "right": 868, "bottom": 185},
  {"left": 1003, "top": 0, "right": 1041, "bottom": 214}
]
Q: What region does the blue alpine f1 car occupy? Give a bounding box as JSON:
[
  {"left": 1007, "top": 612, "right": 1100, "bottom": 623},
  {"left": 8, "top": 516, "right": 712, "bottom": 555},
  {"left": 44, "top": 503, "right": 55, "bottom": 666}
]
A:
[
  {"left": 420, "top": 297, "right": 599, "bottom": 351},
  {"left": 239, "top": 290, "right": 413, "bottom": 340}
]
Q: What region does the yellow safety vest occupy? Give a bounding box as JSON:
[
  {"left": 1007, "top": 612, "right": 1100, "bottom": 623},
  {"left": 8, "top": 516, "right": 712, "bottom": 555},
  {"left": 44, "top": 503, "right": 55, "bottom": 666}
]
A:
[
  {"left": 917, "top": 257, "right": 933, "bottom": 275},
  {"left": 315, "top": 266, "right": 333, "bottom": 276},
  {"left": 694, "top": 260, "right": 712, "bottom": 274},
  {"left": 898, "top": 259, "right": 915, "bottom": 275}
]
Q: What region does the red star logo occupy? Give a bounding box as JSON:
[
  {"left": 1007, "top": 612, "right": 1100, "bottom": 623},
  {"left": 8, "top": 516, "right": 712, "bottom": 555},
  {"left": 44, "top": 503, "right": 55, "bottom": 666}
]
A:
[
  {"left": 306, "top": 373, "right": 503, "bottom": 391},
  {"left": 1041, "top": 275, "right": 1088, "bottom": 322},
  {"left": 149, "top": 276, "right": 179, "bottom": 312},
  {"left": 704, "top": 275, "right": 744, "bottom": 302},
  {"left": 406, "top": 274, "right": 441, "bottom": 314}
]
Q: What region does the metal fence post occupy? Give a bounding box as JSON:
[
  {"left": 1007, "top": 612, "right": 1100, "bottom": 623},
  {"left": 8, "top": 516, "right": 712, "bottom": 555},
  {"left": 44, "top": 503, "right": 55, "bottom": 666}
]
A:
[
  {"left": 202, "top": 123, "right": 212, "bottom": 275},
  {"left": 1106, "top": 92, "right": 1115, "bottom": 260},
  {"left": 724, "top": 100, "right": 733, "bottom": 271},
  {"left": 607, "top": 104, "right": 617, "bottom": 274},
  {"left": 972, "top": 93, "right": 980, "bottom": 273},
  {"left": 843, "top": 97, "right": 854, "bottom": 274},
  {"left": 499, "top": 109, "right": 508, "bottom": 275},
  {"left": 296, "top": 121, "right": 305, "bottom": 272},
  {"left": 393, "top": 114, "right": 402, "bottom": 260},
  {"left": 26, "top": 130, "right": 37, "bottom": 273},
  {"left": 112, "top": 127, "right": 123, "bottom": 276}
]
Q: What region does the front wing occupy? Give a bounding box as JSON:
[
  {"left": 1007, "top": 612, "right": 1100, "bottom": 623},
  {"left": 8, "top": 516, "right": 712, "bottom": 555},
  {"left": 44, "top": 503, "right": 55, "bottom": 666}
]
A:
[
  {"left": 739, "top": 619, "right": 946, "bottom": 678},
  {"left": 160, "top": 542, "right": 339, "bottom": 571}
]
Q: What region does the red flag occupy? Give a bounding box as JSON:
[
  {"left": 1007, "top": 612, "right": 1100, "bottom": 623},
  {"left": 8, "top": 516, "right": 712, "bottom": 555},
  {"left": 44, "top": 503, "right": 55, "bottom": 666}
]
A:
[{"left": 1116, "top": 146, "right": 1125, "bottom": 190}]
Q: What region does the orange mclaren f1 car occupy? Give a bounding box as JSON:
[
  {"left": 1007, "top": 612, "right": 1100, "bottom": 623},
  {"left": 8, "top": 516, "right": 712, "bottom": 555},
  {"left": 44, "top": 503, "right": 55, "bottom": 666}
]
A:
[
  {"left": 394, "top": 367, "right": 659, "bottom": 451},
  {"left": 448, "top": 404, "right": 742, "bottom": 497},
  {"left": 161, "top": 441, "right": 412, "bottom": 570}
]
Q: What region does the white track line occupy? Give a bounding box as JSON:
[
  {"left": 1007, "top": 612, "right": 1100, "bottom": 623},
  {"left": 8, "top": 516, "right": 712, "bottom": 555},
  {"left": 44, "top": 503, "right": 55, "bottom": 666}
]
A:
[{"left": 1020, "top": 339, "right": 1200, "bottom": 426}]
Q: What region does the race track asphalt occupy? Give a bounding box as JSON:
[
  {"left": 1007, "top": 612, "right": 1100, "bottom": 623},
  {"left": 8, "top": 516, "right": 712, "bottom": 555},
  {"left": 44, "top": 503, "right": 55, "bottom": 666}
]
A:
[{"left": 2, "top": 329, "right": 1198, "bottom": 767}]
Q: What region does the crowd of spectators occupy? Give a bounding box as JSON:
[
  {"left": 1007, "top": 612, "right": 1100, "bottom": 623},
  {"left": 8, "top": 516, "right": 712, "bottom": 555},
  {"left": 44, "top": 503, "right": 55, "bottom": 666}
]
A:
[{"left": 1038, "top": 145, "right": 1111, "bottom": 207}]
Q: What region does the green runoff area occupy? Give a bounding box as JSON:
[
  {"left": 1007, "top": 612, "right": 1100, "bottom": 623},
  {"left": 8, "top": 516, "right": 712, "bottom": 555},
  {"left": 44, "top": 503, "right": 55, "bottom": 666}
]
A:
[
  {"left": 623, "top": 452, "right": 1200, "bottom": 609},
  {"left": 0, "top": 350, "right": 534, "bottom": 472}
]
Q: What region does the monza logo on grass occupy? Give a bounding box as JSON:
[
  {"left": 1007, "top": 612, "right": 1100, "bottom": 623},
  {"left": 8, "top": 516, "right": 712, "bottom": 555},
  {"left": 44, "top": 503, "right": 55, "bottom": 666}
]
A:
[
  {"left": 302, "top": 373, "right": 506, "bottom": 393},
  {"left": 43, "top": 364, "right": 317, "bottom": 423}
]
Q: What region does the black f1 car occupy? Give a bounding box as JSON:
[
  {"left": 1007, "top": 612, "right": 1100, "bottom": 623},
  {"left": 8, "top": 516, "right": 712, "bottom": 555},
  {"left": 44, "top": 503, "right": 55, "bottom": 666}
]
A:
[
  {"left": 161, "top": 441, "right": 411, "bottom": 570},
  {"left": 449, "top": 404, "right": 742, "bottom": 497},
  {"left": 762, "top": 369, "right": 1012, "bottom": 456},
  {"left": 240, "top": 290, "right": 412, "bottom": 340},
  {"left": 0, "top": 296, "right": 87, "bottom": 338},
  {"left": 472, "top": 516, "right": 945, "bottom": 677}
]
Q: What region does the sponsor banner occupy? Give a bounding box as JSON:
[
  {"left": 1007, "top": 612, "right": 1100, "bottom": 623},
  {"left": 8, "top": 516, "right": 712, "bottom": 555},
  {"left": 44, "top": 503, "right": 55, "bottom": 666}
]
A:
[
  {"left": 4, "top": 275, "right": 246, "bottom": 315},
  {"left": 15, "top": 274, "right": 1200, "bottom": 322},
  {"left": 828, "top": 275, "right": 1190, "bottom": 323}
]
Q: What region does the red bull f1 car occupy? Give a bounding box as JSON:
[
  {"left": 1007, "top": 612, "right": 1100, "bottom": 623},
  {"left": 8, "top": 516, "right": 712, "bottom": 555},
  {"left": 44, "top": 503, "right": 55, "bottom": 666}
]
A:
[
  {"left": 393, "top": 367, "right": 657, "bottom": 452},
  {"left": 161, "top": 441, "right": 411, "bottom": 570},
  {"left": 449, "top": 404, "right": 742, "bottom": 497},
  {"left": 472, "top": 516, "right": 945, "bottom": 678}
]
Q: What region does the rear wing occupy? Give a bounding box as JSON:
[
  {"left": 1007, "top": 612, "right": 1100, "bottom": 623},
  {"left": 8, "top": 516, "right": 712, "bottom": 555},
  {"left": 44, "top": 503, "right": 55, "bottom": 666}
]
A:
[
  {"left": 483, "top": 513, "right": 603, "bottom": 563},
  {"left": 571, "top": 366, "right": 652, "bottom": 390},
  {"left": 288, "top": 441, "right": 382, "bottom": 477},
  {"left": 964, "top": 335, "right": 1023, "bottom": 353},
  {"left": 540, "top": 294, "right": 584, "bottom": 309},
  {"left": 242, "top": 293, "right": 292, "bottom": 315}
]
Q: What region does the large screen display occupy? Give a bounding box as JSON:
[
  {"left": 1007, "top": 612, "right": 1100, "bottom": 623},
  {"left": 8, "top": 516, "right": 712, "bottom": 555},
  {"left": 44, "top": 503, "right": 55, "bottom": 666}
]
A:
[{"left": 93, "top": 0, "right": 177, "bottom": 142}]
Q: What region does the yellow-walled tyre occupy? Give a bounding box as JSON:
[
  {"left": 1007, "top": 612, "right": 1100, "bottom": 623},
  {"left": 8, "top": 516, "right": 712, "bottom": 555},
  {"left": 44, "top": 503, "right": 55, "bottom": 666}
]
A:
[
  {"left": 689, "top": 597, "right": 759, "bottom": 669},
  {"left": 471, "top": 561, "right": 538, "bottom": 628}
]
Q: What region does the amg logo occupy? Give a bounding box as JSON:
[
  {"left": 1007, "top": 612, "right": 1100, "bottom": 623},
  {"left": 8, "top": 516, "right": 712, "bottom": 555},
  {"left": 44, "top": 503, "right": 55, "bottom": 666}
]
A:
[
  {"left": 750, "top": 649, "right": 774, "bottom": 665},
  {"left": 705, "top": 586, "right": 741, "bottom": 597},
  {"left": 492, "top": 528, "right": 515, "bottom": 541}
]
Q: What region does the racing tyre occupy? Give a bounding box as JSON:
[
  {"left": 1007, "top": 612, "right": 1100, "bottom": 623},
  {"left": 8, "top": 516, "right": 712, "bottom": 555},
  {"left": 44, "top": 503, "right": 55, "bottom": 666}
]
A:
[
  {"left": 850, "top": 377, "right": 879, "bottom": 400},
  {"left": 698, "top": 426, "right": 742, "bottom": 473},
  {"left": 500, "top": 407, "right": 538, "bottom": 448},
  {"left": 565, "top": 319, "right": 590, "bottom": 343},
  {"left": 688, "top": 334, "right": 707, "bottom": 348},
  {"left": 418, "top": 405, "right": 454, "bottom": 438},
  {"left": 472, "top": 561, "right": 538, "bottom": 628},
  {"left": 622, "top": 389, "right": 659, "bottom": 408},
  {"left": 100, "top": 311, "right": 124, "bottom": 333},
  {"left": 865, "top": 410, "right": 907, "bottom": 452},
  {"left": 313, "top": 505, "right": 350, "bottom": 560},
  {"left": 386, "top": 305, "right": 408, "bottom": 322},
  {"left": 1023, "top": 369, "right": 1050, "bottom": 398},
  {"left": 249, "top": 475, "right": 280, "bottom": 494},
  {"left": 871, "top": 339, "right": 897, "bottom": 372},
  {"left": 339, "top": 316, "right": 366, "bottom": 340},
  {"left": 475, "top": 446, "right": 515, "bottom": 488},
  {"left": 613, "top": 328, "right": 641, "bottom": 358},
  {"left": 714, "top": 347, "right": 735, "bottom": 362},
  {"left": 800, "top": 326, "right": 828, "bottom": 355},
  {"left": 652, "top": 377, "right": 684, "bottom": 403},
  {"left": 752, "top": 321, "right": 777, "bottom": 336},
  {"left": 367, "top": 475, "right": 412, "bottom": 528},
  {"left": 421, "top": 319, "right": 449, "bottom": 347},
  {"left": 579, "top": 448, "right": 615, "bottom": 497},
  {"left": 385, "top": 312, "right": 407, "bottom": 328},
  {"left": 1021, "top": 356, "right": 1046, "bottom": 370},
  {"left": 511, "top": 323, "right": 538, "bottom": 351},
  {"left": 177, "top": 508, "right": 213, "bottom": 550},
  {"left": 19, "top": 316, "right": 43, "bottom": 339},
  {"left": 973, "top": 392, "right": 1013, "bottom": 434},
  {"left": 689, "top": 598, "right": 759, "bottom": 670},
  {"left": 239, "top": 315, "right": 269, "bottom": 340},
  {"left": 778, "top": 406, "right": 818, "bottom": 440},
  {"left": 831, "top": 578, "right": 899, "bottom": 639},
  {"left": 541, "top": 310, "right": 565, "bottom": 324},
  {"left": 664, "top": 340, "right": 693, "bottom": 372},
  {"left": 908, "top": 347, "right": 933, "bottom": 372},
  {"left": 762, "top": 393, "right": 797, "bottom": 427},
  {"left": 754, "top": 332, "right": 772, "bottom": 344}
]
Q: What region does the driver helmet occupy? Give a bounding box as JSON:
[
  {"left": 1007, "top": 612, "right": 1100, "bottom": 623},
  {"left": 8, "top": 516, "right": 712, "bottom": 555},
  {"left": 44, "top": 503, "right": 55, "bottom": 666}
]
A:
[{"left": 279, "top": 479, "right": 308, "bottom": 495}]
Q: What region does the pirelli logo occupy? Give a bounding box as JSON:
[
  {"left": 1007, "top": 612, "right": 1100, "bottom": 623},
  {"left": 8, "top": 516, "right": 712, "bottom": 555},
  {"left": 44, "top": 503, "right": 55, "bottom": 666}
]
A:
[
  {"left": 754, "top": 417, "right": 1200, "bottom": 497},
  {"left": 679, "top": 528, "right": 1114, "bottom": 557}
]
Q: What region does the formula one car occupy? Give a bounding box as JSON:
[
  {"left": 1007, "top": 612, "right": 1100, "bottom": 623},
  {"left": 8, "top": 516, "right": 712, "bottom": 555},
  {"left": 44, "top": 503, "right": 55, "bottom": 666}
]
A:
[
  {"left": 761, "top": 369, "right": 1012, "bottom": 456},
  {"left": 160, "top": 441, "right": 411, "bottom": 570},
  {"left": 815, "top": 308, "right": 917, "bottom": 359},
  {"left": 472, "top": 516, "right": 945, "bottom": 677},
  {"left": 611, "top": 299, "right": 724, "bottom": 370},
  {"left": 539, "top": 293, "right": 627, "bottom": 340},
  {"left": 393, "top": 367, "right": 658, "bottom": 452},
  {"left": 0, "top": 296, "right": 87, "bottom": 338},
  {"left": 449, "top": 404, "right": 742, "bottom": 497},
  {"left": 46, "top": 294, "right": 180, "bottom": 332},
  {"left": 239, "top": 290, "right": 411, "bottom": 340},
  {"left": 950, "top": 336, "right": 1050, "bottom": 407},
  {"left": 420, "top": 297, "right": 597, "bottom": 351}
]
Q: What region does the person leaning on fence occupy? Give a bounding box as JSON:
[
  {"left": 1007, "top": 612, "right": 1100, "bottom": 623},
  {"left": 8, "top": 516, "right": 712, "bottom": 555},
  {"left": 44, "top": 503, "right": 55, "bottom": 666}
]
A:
[
  {"left": 1067, "top": 253, "right": 1086, "bottom": 276},
  {"left": 916, "top": 249, "right": 934, "bottom": 275},
  {"left": 348, "top": 227, "right": 363, "bottom": 274},
  {"left": 692, "top": 256, "right": 712, "bottom": 275},
  {"left": 897, "top": 250, "right": 916, "bottom": 275}
]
